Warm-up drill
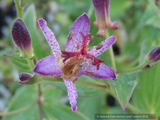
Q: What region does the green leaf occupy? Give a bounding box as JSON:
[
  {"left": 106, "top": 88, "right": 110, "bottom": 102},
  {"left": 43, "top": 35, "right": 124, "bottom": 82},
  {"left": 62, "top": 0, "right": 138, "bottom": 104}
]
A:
[
  {"left": 3, "top": 85, "right": 39, "bottom": 120},
  {"left": 23, "top": 4, "right": 47, "bottom": 59},
  {"left": 77, "top": 94, "right": 106, "bottom": 119},
  {"left": 4, "top": 53, "right": 31, "bottom": 73},
  {"left": 3, "top": 85, "right": 89, "bottom": 120},
  {"left": 110, "top": 0, "right": 132, "bottom": 18},
  {"left": 41, "top": 75, "right": 107, "bottom": 97},
  {"left": 132, "top": 62, "right": 160, "bottom": 118},
  {"left": 107, "top": 72, "right": 139, "bottom": 111}
]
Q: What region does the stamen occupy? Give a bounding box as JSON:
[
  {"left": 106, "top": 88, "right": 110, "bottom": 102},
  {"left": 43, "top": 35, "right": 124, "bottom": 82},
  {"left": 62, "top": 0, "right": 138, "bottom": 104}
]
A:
[
  {"left": 69, "top": 31, "right": 74, "bottom": 40},
  {"left": 92, "top": 61, "right": 97, "bottom": 65},
  {"left": 61, "top": 53, "right": 68, "bottom": 57},
  {"left": 86, "top": 69, "right": 94, "bottom": 74},
  {"left": 96, "top": 43, "right": 103, "bottom": 50},
  {"left": 88, "top": 36, "right": 94, "bottom": 44}
]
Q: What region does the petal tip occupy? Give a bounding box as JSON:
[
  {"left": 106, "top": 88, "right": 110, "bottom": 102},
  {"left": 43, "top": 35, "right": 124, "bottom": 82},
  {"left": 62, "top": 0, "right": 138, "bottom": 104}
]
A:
[
  {"left": 37, "top": 18, "right": 46, "bottom": 27},
  {"left": 71, "top": 105, "right": 78, "bottom": 111}
]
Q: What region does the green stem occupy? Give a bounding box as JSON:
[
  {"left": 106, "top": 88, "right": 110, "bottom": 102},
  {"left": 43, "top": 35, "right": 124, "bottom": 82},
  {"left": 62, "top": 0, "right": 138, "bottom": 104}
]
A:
[
  {"left": 42, "top": 76, "right": 108, "bottom": 89},
  {"left": 0, "top": 100, "right": 37, "bottom": 116},
  {"left": 116, "top": 61, "right": 147, "bottom": 74},
  {"left": 27, "top": 58, "right": 35, "bottom": 69},
  {"left": 76, "top": 81, "right": 108, "bottom": 89},
  {"left": 105, "top": 30, "right": 116, "bottom": 71},
  {"left": 37, "top": 84, "right": 43, "bottom": 120},
  {"left": 15, "top": 0, "right": 23, "bottom": 19}
]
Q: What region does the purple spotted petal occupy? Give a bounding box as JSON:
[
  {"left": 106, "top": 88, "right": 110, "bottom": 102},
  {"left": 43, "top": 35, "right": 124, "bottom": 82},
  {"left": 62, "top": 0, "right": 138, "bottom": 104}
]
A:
[
  {"left": 38, "top": 18, "right": 61, "bottom": 58},
  {"left": 90, "top": 36, "right": 116, "bottom": 56},
  {"left": 65, "top": 13, "right": 90, "bottom": 52},
  {"left": 63, "top": 77, "right": 78, "bottom": 111},
  {"left": 33, "top": 55, "right": 63, "bottom": 77},
  {"left": 76, "top": 61, "right": 116, "bottom": 80}
]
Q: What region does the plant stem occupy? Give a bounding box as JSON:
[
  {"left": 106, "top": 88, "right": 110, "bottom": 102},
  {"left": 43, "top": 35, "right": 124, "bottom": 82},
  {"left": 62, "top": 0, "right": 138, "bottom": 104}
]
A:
[
  {"left": 42, "top": 76, "right": 108, "bottom": 89},
  {"left": 76, "top": 81, "right": 108, "bottom": 89},
  {"left": 116, "top": 61, "right": 147, "bottom": 74},
  {"left": 27, "top": 58, "right": 43, "bottom": 120},
  {"left": 37, "top": 84, "right": 43, "bottom": 120},
  {"left": 0, "top": 100, "right": 37, "bottom": 116},
  {"left": 15, "top": 0, "right": 23, "bottom": 19},
  {"left": 27, "top": 58, "right": 35, "bottom": 69},
  {"left": 105, "top": 30, "right": 116, "bottom": 71}
]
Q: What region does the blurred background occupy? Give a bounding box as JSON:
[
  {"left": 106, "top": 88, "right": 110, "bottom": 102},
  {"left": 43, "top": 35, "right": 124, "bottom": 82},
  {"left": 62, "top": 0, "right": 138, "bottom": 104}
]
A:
[{"left": 0, "top": 0, "right": 160, "bottom": 120}]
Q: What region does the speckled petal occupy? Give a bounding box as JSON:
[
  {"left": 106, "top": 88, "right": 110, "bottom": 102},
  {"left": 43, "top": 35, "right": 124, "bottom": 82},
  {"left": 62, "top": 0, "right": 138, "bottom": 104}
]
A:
[
  {"left": 90, "top": 36, "right": 116, "bottom": 56},
  {"left": 65, "top": 13, "right": 90, "bottom": 52},
  {"left": 38, "top": 18, "right": 61, "bottom": 58},
  {"left": 76, "top": 61, "right": 116, "bottom": 80},
  {"left": 63, "top": 77, "right": 78, "bottom": 111},
  {"left": 33, "top": 55, "right": 63, "bottom": 77}
]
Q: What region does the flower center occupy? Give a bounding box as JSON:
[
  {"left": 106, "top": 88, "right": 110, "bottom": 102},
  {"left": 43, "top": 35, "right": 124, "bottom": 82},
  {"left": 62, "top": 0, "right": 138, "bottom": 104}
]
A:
[{"left": 61, "top": 31, "right": 104, "bottom": 71}]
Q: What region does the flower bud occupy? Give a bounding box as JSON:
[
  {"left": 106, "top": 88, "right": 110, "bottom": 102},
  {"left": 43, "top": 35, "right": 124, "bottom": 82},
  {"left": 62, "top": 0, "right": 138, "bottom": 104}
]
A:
[
  {"left": 17, "top": 73, "right": 40, "bottom": 84},
  {"left": 155, "top": 0, "right": 160, "bottom": 7},
  {"left": 145, "top": 46, "right": 160, "bottom": 63},
  {"left": 12, "top": 18, "right": 34, "bottom": 59},
  {"left": 142, "top": 64, "right": 154, "bottom": 70},
  {"left": 92, "top": 0, "right": 118, "bottom": 38}
]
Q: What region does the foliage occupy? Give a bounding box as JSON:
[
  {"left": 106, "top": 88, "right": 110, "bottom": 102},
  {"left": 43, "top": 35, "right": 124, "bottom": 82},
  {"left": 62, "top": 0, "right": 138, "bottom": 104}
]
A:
[{"left": 0, "top": 0, "right": 160, "bottom": 120}]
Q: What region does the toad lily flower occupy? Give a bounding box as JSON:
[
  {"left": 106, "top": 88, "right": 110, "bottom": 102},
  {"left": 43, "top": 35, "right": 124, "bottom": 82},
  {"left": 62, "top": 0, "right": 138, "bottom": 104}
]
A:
[
  {"left": 92, "top": 0, "right": 119, "bottom": 38},
  {"left": 33, "top": 13, "right": 117, "bottom": 111}
]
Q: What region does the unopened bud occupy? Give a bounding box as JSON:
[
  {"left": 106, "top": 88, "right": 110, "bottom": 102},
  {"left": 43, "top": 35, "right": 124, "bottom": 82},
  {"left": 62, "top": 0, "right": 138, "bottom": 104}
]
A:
[
  {"left": 145, "top": 46, "right": 160, "bottom": 63},
  {"left": 92, "top": 0, "right": 118, "bottom": 38},
  {"left": 17, "top": 73, "right": 40, "bottom": 84},
  {"left": 12, "top": 18, "right": 34, "bottom": 59},
  {"left": 155, "top": 0, "right": 160, "bottom": 7},
  {"left": 142, "top": 64, "right": 154, "bottom": 70}
]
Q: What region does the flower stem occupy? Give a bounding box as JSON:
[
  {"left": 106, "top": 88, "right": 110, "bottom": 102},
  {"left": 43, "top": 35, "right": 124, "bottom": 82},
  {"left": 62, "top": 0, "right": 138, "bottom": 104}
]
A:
[
  {"left": 105, "top": 30, "right": 116, "bottom": 71},
  {"left": 15, "top": 0, "right": 23, "bottom": 19},
  {"left": 27, "top": 58, "right": 35, "bottom": 69},
  {"left": 27, "top": 58, "right": 43, "bottom": 120},
  {"left": 37, "top": 84, "right": 43, "bottom": 120},
  {"left": 0, "top": 100, "right": 37, "bottom": 116},
  {"left": 116, "top": 61, "right": 147, "bottom": 74}
]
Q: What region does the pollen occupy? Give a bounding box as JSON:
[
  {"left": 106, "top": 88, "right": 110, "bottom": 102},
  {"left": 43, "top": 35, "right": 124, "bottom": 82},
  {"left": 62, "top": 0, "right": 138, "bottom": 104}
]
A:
[
  {"left": 86, "top": 69, "right": 94, "bottom": 73},
  {"left": 96, "top": 43, "right": 103, "bottom": 50},
  {"left": 69, "top": 31, "right": 74, "bottom": 40}
]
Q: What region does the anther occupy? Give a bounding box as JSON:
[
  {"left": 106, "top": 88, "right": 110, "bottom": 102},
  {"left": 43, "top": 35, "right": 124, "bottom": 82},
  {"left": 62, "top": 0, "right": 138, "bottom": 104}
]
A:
[
  {"left": 92, "top": 61, "right": 97, "bottom": 65},
  {"left": 88, "top": 36, "right": 94, "bottom": 44},
  {"left": 96, "top": 43, "right": 103, "bottom": 50},
  {"left": 61, "top": 53, "right": 68, "bottom": 57},
  {"left": 69, "top": 31, "right": 74, "bottom": 40},
  {"left": 86, "top": 69, "right": 94, "bottom": 74}
]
